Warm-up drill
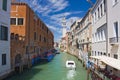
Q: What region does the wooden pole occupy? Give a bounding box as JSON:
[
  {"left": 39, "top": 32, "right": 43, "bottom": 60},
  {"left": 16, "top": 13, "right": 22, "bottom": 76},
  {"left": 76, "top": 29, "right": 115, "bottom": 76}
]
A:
[{"left": 87, "top": 69, "right": 90, "bottom": 80}]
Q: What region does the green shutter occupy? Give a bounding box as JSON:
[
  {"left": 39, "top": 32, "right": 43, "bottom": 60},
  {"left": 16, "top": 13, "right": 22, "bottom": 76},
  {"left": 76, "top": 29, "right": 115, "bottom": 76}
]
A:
[{"left": 2, "top": 0, "right": 7, "bottom": 11}]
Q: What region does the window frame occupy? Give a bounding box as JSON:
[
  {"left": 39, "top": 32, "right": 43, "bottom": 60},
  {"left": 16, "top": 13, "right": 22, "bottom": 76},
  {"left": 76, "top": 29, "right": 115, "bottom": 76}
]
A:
[
  {"left": 0, "top": 25, "right": 8, "bottom": 41},
  {"left": 113, "top": 0, "right": 118, "bottom": 6},
  {"left": 2, "top": 54, "right": 7, "bottom": 65},
  {"left": 11, "top": 18, "right": 17, "bottom": 25},
  {"left": 2, "top": 0, "right": 7, "bottom": 11},
  {"left": 18, "top": 18, "right": 24, "bottom": 25},
  {"left": 114, "top": 21, "right": 119, "bottom": 38},
  {"left": 10, "top": 17, "right": 24, "bottom": 26},
  {"left": 114, "top": 54, "right": 118, "bottom": 59},
  {"left": 34, "top": 32, "right": 37, "bottom": 41}
]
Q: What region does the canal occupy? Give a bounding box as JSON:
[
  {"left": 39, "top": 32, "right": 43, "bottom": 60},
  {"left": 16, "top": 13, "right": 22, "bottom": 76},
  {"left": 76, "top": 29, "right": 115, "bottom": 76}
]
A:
[{"left": 6, "top": 52, "right": 88, "bottom": 80}]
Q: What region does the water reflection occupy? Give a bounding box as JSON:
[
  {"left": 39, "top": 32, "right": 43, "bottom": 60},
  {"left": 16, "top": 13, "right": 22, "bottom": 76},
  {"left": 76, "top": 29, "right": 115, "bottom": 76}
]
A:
[{"left": 67, "top": 70, "right": 76, "bottom": 80}]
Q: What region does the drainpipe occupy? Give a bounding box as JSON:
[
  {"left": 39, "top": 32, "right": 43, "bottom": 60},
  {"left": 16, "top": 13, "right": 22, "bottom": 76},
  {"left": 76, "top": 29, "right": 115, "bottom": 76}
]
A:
[
  {"left": 27, "top": 7, "right": 31, "bottom": 69},
  {"left": 106, "top": 0, "right": 108, "bottom": 56}
]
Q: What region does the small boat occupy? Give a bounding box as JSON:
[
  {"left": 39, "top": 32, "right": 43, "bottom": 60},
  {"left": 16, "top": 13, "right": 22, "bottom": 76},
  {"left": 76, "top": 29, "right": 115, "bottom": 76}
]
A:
[{"left": 66, "top": 60, "right": 76, "bottom": 70}]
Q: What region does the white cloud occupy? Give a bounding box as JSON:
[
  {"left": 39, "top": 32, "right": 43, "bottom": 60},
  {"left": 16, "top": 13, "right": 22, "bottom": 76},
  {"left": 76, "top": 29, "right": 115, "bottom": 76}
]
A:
[
  {"left": 48, "top": 0, "right": 57, "bottom": 3},
  {"left": 66, "top": 17, "right": 81, "bottom": 28},
  {"left": 25, "top": 0, "right": 69, "bottom": 16},
  {"left": 46, "top": 16, "right": 81, "bottom": 40},
  {"left": 32, "top": 0, "right": 37, "bottom": 5},
  {"left": 18, "top": 0, "right": 83, "bottom": 42},
  {"left": 47, "top": 11, "right": 82, "bottom": 28},
  {"left": 51, "top": 12, "right": 71, "bottom": 20},
  {"left": 47, "top": 24, "right": 57, "bottom": 31},
  {"left": 47, "top": 24, "right": 62, "bottom": 34},
  {"left": 52, "top": 0, "right": 69, "bottom": 12}
]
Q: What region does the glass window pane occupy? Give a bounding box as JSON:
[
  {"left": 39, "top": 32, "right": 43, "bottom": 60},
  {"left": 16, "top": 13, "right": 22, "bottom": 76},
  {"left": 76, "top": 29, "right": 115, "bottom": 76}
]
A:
[
  {"left": 2, "top": 0, "right": 7, "bottom": 11},
  {"left": 0, "top": 25, "right": 8, "bottom": 40},
  {"left": 18, "top": 18, "right": 24, "bottom": 25},
  {"left": 2, "top": 54, "right": 6, "bottom": 65},
  {"left": 11, "top": 18, "right": 16, "bottom": 25}
]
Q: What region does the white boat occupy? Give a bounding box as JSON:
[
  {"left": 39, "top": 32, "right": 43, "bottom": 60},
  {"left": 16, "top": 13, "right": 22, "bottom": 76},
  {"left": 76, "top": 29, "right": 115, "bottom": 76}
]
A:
[
  {"left": 66, "top": 60, "right": 76, "bottom": 70},
  {"left": 64, "top": 49, "right": 67, "bottom": 52}
]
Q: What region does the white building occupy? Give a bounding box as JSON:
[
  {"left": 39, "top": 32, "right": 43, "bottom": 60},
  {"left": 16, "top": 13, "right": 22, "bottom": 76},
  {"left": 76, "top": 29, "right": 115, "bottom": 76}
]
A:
[
  {"left": 69, "top": 20, "right": 81, "bottom": 55},
  {"left": 91, "top": 0, "right": 107, "bottom": 56},
  {"left": 0, "top": 0, "right": 11, "bottom": 79},
  {"left": 107, "top": 0, "right": 120, "bottom": 60},
  {"left": 90, "top": 0, "right": 120, "bottom": 77},
  {"left": 107, "top": 1, "right": 120, "bottom": 76}
]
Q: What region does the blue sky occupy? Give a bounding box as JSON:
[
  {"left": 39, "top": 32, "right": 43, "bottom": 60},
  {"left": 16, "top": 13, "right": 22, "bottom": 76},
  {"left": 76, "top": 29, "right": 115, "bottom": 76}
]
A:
[{"left": 18, "top": 0, "right": 96, "bottom": 42}]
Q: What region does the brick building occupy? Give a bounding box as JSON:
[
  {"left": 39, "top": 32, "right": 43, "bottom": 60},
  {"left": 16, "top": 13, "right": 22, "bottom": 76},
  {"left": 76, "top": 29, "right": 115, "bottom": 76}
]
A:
[{"left": 10, "top": 2, "right": 54, "bottom": 72}]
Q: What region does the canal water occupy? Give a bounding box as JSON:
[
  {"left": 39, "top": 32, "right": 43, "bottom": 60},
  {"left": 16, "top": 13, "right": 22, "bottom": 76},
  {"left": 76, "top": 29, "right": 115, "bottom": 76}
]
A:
[{"left": 6, "top": 52, "right": 88, "bottom": 80}]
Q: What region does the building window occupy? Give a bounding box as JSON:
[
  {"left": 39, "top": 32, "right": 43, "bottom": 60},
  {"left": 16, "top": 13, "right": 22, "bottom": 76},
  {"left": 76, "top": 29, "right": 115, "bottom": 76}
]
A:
[
  {"left": 95, "top": 12, "right": 96, "bottom": 21},
  {"left": 44, "top": 37, "right": 46, "bottom": 43},
  {"left": 98, "top": 8, "right": 100, "bottom": 19},
  {"left": 102, "top": 30, "right": 106, "bottom": 41},
  {"left": 37, "top": 20, "right": 39, "bottom": 25},
  {"left": 103, "top": 0, "right": 106, "bottom": 12},
  {"left": 114, "top": 54, "right": 118, "bottom": 59},
  {"left": 92, "top": 51, "right": 94, "bottom": 55},
  {"left": 34, "top": 32, "right": 36, "bottom": 41},
  {"left": 47, "top": 28, "right": 48, "bottom": 33},
  {"left": 114, "top": 22, "right": 118, "bottom": 39},
  {"left": 98, "top": 52, "right": 99, "bottom": 55},
  {"left": 0, "top": 25, "right": 8, "bottom": 41},
  {"left": 95, "top": 51, "right": 96, "bottom": 56},
  {"left": 11, "top": 18, "right": 16, "bottom": 25},
  {"left": 42, "top": 23, "right": 44, "bottom": 29},
  {"left": 2, "top": 54, "right": 6, "bottom": 65},
  {"left": 18, "top": 18, "right": 24, "bottom": 25},
  {"left": 2, "top": 0, "right": 7, "bottom": 11},
  {"left": 100, "top": 4, "right": 103, "bottom": 16},
  {"left": 104, "top": 53, "right": 106, "bottom": 55},
  {"left": 41, "top": 36, "right": 44, "bottom": 42},
  {"left": 113, "top": 0, "right": 118, "bottom": 5},
  {"left": 39, "top": 35, "right": 41, "bottom": 41}
]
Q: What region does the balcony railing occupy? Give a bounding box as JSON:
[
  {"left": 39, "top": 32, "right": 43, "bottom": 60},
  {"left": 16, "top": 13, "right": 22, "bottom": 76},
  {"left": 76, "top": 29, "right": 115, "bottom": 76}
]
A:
[{"left": 109, "top": 37, "right": 120, "bottom": 44}]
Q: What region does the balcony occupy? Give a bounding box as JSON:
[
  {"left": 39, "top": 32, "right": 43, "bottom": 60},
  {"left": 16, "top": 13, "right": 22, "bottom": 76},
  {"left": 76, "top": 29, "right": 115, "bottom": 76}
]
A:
[{"left": 109, "top": 37, "right": 120, "bottom": 45}]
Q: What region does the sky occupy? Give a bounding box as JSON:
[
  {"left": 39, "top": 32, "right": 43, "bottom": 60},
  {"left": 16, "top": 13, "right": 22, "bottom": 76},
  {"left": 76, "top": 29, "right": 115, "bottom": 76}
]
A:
[{"left": 17, "top": 0, "right": 96, "bottom": 42}]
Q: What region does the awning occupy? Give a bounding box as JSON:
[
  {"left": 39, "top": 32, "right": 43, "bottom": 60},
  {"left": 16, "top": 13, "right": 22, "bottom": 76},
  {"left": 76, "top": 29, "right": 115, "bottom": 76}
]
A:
[
  {"left": 90, "top": 56, "right": 120, "bottom": 70},
  {"left": 90, "top": 56, "right": 101, "bottom": 60}
]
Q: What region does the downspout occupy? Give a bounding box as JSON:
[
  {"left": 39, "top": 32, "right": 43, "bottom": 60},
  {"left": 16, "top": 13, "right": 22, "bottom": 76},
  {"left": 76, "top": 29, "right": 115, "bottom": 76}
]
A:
[
  {"left": 27, "top": 6, "right": 30, "bottom": 68},
  {"left": 106, "top": 0, "right": 108, "bottom": 56}
]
